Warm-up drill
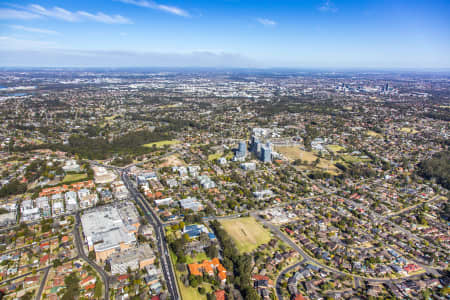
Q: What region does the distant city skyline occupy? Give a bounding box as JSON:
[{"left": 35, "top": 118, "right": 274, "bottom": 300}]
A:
[{"left": 0, "top": 0, "right": 449, "bottom": 68}]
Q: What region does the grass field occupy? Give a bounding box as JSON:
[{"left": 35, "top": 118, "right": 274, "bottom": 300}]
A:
[
  {"left": 62, "top": 173, "right": 87, "bottom": 183},
  {"left": 327, "top": 144, "right": 345, "bottom": 153},
  {"left": 143, "top": 140, "right": 180, "bottom": 148},
  {"left": 400, "top": 127, "right": 419, "bottom": 134},
  {"left": 366, "top": 130, "right": 382, "bottom": 138},
  {"left": 220, "top": 217, "right": 272, "bottom": 253},
  {"left": 341, "top": 155, "right": 371, "bottom": 163},
  {"left": 170, "top": 250, "right": 209, "bottom": 300},
  {"left": 207, "top": 152, "right": 222, "bottom": 161},
  {"left": 275, "top": 146, "right": 339, "bottom": 174},
  {"left": 104, "top": 115, "right": 118, "bottom": 120}
]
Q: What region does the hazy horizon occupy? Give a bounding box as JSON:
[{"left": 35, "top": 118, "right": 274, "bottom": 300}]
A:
[{"left": 1, "top": 0, "right": 449, "bottom": 68}]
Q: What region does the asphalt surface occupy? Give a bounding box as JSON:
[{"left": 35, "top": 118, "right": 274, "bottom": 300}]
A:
[
  {"left": 35, "top": 267, "right": 50, "bottom": 300},
  {"left": 275, "top": 261, "right": 304, "bottom": 300},
  {"left": 254, "top": 213, "right": 432, "bottom": 285},
  {"left": 122, "top": 172, "right": 180, "bottom": 300},
  {"left": 74, "top": 214, "right": 110, "bottom": 300}
]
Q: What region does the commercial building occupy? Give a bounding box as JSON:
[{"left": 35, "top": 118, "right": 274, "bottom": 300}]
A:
[
  {"left": 179, "top": 197, "right": 203, "bottom": 212},
  {"left": 65, "top": 191, "right": 78, "bottom": 212},
  {"left": 0, "top": 212, "right": 16, "bottom": 226},
  {"left": 261, "top": 144, "right": 272, "bottom": 163},
  {"left": 110, "top": 244, "right": 155, "bottom": 275},
  {"left": 81, "top": 204, "right": 139, "bottom": 262},
  {"left": 35, "top": 196, "right": 51, "bottom": 217},
  {"left": 198, "top": 175, "right": 216, "bottom": 189}
]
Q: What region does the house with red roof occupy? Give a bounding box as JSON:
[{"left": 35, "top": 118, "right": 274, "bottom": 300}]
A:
[{"left": 215, "top": 290, "right": 226, "bottom": 300}]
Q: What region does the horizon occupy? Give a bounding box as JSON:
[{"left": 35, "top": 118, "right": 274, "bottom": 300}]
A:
[{"left": 0, "top": 0, "right": 449, "bottom": 68}]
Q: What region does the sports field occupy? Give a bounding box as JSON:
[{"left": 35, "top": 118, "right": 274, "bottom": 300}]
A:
[{"left": 220, "top": 217, "right": 271, "bottom": 253}]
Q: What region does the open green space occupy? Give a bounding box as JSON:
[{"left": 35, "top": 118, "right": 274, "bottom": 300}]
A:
[
  {"left": 400, "top": 127, "right": 419, "bottom": 134},
  {"left": 219, "top": 217, "right": 272, "bottom": 253},
  {"left": 62, "top": 173, "right": 87, "bottom": 183},
  {"left": 327, "top": 144, "right": 345, "bottom": 152},
  {"left": 170, "top": 250, "right": 210, "bottom": 300},
  {"left": 185, "top": 252, "right": 210, "bottom": 264},
  {"left": 276, "top": 146, "right": 340, "bottom": 174},
  {"left": 143, "top": 140, "right": 180, "bottom": 148},
  {"left": 366, "top": 130, "right": 382, "bottom": 138},
  {"left": 207, "top": 152, "right": 222, "bottom": 161},
  {"left": 341, "top": 155, "right": 371, "bottom": 163}
]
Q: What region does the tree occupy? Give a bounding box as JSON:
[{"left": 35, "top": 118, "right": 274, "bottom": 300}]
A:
[{"left": 94, "top": 280, "right": 102, "bottom": 299}]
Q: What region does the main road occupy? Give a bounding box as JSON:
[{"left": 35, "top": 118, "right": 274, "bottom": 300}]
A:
[{"left": 121, "top": 171, "right": 180, "bottom": 300}]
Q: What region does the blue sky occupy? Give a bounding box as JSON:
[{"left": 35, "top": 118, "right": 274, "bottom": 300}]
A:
[{"left": 0, "top": 0, "right": 449, "bottom": 68}]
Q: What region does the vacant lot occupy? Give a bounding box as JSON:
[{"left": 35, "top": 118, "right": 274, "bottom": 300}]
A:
[
  {"left": 276, "top": 146, "right": 339, "bottom": 174},
  {"left": 220, "top": 217, "right": 272, "bottom": 253},
  {"left": 143, "top": 140, "right": 180, "bottom": 148},
  {"left": 158, "top": 154, "right": 186, "bottom": 167},
  {"left": 62, "top": 173, "right": 87, "bottom": 183}
]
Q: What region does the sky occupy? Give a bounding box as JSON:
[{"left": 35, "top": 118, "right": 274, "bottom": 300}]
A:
[{"left": 0, "top": 0, "right": 449, "bottom": 69}]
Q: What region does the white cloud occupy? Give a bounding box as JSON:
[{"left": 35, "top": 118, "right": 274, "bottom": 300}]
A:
[
  {"left": 10, "top": 25, "right": 60, "bottom": 35},
  {"left": 0, "top": 8, "right": 41, "bottom": 20},
  {"left": 256, "top": 18, "right": 277, "bottom": 26},
  {"left": 318, "top": 0, "right": 338, "bottom": 13},
  {"left": 28, "top": 4, "right": 78, "bottom": 21},
  {"left": 117, "top": 0, "right": 190, "bottom": 17},
  {"left": 1, "top": 4, "right": 132, "bottom": 24},
  {"left": 77, "top": 11, "right": 132, "bottom": 24}
]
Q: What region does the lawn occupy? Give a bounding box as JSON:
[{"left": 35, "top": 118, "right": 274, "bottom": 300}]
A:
[
  {"left": 143, "top": 140, "right": 180, "bottom": 148},
  {"left": 341, "top": 155, "right": 371, "bottom": 163},
  {"left": 400, "top": 127, "right": 419, "bottom": 134},
  {"left": 62, "top": 173, "right": 87, "bottom": 183},
  {"left": 207, "top": 152, "right": 222, "bottom": 161},
  {"left": 327, "top": 144, "right": 345, "bottom": 153},
  {"left": 170, "top": 250, "right": 209, "bottom": 300},
  {"left": 366, "top": 130, "right": 382, "bottom": 138},
  {"left": 220, "top": 217, "right": 272, "bottom": 253},
  {"left": 185, "top": 252, "right": 210, "bottom": 264},
  {"left": 275, "top": 146, "right": 316, "bottom": 162},
  {"left": 105, "top": 115, "right": 118, "bottom": 120}
]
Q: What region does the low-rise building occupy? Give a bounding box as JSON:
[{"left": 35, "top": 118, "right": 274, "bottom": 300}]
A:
[
  {"left": 179, "top": 197, "right": 203, "bottom": 212},
  {"left": 110, "top": 244, "right": 156, "bottom": 275}
]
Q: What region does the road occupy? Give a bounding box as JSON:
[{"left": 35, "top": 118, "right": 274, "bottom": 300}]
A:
[
  {"left": 255, "top": 213, "right": 431, "bottom": 285},
  {"left": 74, "top": 214, "right": 110, "bottom": 300},
  {"left": 275, "top": 261, "right": 304, "bottom": 300},
  {"left": 121, "top": 171, "right": 180, "bottom": 300},
  {"left": 384, "top": 194, "right": 443, "bottom": 217},
  {"left": 35, "top": 267, "right": 50, "bottom": 300}
]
